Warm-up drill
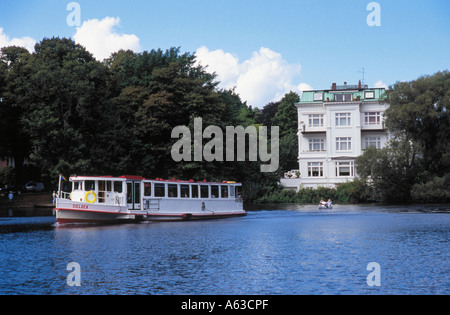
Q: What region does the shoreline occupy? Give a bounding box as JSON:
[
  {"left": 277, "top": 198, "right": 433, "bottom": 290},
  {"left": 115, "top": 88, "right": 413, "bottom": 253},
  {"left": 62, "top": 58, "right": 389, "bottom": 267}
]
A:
[{"left": 0, "top": 192, "right": 54, "bottom": 211}]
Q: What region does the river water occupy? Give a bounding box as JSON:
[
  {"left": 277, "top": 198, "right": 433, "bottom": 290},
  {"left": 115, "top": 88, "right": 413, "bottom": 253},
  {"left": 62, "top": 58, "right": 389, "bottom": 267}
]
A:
[{"left": 0, "top": 204, "right": 448, "bottom": 295}]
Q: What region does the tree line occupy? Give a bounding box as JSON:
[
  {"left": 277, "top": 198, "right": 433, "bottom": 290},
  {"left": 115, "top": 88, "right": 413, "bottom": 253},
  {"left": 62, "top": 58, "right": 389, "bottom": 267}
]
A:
[
  {"left": 0, "top": 37, "right": 298, "bottom": 201},
  {"left": 1, "top": 37, "right": 448, "bottom": 204}
]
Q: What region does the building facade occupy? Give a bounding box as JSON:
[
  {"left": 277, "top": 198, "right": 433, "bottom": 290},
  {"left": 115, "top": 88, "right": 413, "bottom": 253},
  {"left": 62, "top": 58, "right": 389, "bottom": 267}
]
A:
[{"left": 282, "top": 82, "right": 389, "bottom": 190}]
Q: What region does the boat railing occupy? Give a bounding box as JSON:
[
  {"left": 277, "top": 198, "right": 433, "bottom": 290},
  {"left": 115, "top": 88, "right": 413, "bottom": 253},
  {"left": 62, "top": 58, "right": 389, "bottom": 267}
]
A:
[
  {"left": 60, "top": 191, "right": 71, "bottom": 200},
  {"left": 143, "top": 198, "right": 161, "bottom": 211}
]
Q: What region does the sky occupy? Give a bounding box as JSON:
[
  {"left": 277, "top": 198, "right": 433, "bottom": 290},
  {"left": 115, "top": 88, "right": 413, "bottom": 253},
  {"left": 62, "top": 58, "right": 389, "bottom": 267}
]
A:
[{"left": 0, "top": 0, "right": 449, "bottom": 108}]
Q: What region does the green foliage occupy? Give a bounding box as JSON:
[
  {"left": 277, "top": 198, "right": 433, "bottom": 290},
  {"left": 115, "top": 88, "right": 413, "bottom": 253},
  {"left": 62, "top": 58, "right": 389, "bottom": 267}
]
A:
[
  {"left": 356, "top": 71, "right": 450, "bottom": 204},
  {"left": 0, "top": 167, "right": 15, "bottom": 186},
  {"left": 0, "top": 38, "right": 281, "bottom": 193},
  {"left": 257, "top": 179, "right": 374, "bottom": 204},
  {"left": 264, "top": 91, "right": 300, "bottom": 174},
  {"left": 386, "top": 71, "right": 450, "bottom": 175},
  {"left": 411, "top": 173, "right": 450, "bottom": 203},
  {"left": 356, "top": 141, "right": 419, "bottom": 203}
]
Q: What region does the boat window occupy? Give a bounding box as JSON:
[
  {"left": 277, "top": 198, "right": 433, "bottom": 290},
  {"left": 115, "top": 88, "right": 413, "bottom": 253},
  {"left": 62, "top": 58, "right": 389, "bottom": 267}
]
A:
[
  {"left": 106, "top": 181, "right": 112, "bottom": 192},
  {"left": 191, "top": 185, "right": 199, "bottom": 198},
  {"left": 134, "top": 183, "right": 140, "bottom": 204},
  {"left": 168, "top": 184, "right": 178, "bottom": 198},
  {"left": 85, "top": 180, "right": 95, "bottom": 191},
  {"left": 200, "top": 185, "right": 209, "bottom": 198},
  {"left": 211, "top": 185, "right": 219, "bottom": 198},
  {"left": 235, "top": 186, "right": 242, "bottom": 199},
  {"left": 73, "top": 181, "right": 82, "bottom": 191},
  {"left": 230, "top": 185, "right": 235, "bottom": 197},
  {"left": 114, "top": 181, "right": 123, "bottom": 193},
  {"left": 180, "top": 185, "right": 190, "bottom": 198},
  {"left": 144, "top": 182, "right": 152, "bottom": 196},
  {"left": 221, "top": 185, "right": 229, "bottom": 198},
  {"left": 98, "top": 181, "right": 106, "bottom": 203},
  {"left": 155, "top": 183, "right": 165, "bottom": 197}
]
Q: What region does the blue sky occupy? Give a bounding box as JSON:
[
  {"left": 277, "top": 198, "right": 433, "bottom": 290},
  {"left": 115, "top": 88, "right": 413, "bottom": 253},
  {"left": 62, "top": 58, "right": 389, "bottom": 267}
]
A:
[{"left": 1, "top": 0, "right": 449, "bottom": 107}]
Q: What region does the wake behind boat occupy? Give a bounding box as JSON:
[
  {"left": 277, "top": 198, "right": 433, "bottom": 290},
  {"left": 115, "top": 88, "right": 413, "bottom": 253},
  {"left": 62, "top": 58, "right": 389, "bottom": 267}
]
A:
[{"left": 55, "top": 175, "right": 245, "bottom": 224}]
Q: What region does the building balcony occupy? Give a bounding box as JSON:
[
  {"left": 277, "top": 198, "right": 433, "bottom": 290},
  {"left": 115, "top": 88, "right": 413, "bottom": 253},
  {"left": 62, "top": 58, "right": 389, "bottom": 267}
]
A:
[
  {"left": 361, "top": 122, "right": 386, "bottom": 131},
  {"left": 300, "top": 125, "right": 326, "bottom": 134}
]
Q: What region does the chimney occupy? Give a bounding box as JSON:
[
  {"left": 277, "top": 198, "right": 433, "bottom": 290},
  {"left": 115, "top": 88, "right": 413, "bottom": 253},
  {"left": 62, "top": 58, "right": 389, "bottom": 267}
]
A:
[
  {"left": 332, "top": 82, "right": 336, "bottom": 90},
  {"left": 358, "top": 80, "right": 362, "bottom": 89}
]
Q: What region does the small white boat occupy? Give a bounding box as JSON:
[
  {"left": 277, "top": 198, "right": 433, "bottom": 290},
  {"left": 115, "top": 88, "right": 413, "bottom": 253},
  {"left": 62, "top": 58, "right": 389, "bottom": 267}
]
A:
[
  {"left": 55, "top": 175, "right": 246, "bottom": 224},
  {"left": 319, "top": 204, "right": 333, "bottom": 209}
]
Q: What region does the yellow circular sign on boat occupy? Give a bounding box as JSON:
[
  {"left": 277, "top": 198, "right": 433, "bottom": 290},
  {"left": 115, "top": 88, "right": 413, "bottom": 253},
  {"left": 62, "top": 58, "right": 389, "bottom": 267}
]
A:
[{"left": 85, "top": 191, "right": 97, "bottom": 204}]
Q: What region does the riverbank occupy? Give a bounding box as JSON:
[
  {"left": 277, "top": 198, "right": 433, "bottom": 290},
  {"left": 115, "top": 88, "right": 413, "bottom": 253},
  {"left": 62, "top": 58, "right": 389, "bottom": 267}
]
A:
[{"left": 0, "top": 192, "right": 54, "bottom": 210}]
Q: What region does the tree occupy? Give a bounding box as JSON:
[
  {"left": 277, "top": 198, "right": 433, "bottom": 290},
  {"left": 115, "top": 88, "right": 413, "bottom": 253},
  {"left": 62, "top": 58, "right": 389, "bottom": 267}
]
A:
[
  {"left": 258, "top": 101, "right": 280, "bottom": 127},
  {"left": 20, "top": 37, "right": 114, "bottom": 183},
  {"left": 272, "top": 91, "right": 300, "bottom": 137},
  {"left": 0, "top": 46, "right": 33, "bottom": 184},
  {"left": 271, "top": 91, "right": 300, "bottom": 172},
  {"left": 386, "top": 71, "right": 450, "bottom": 175},
  {"left": 356, "top": 140, "right": 419, "bottom": 203}
]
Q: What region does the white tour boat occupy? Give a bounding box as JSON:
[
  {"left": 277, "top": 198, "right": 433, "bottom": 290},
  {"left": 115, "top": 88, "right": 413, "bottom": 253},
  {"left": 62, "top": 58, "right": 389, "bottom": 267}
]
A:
[{"left": 55, "top": 175, "right": 245, "bottom": 224}]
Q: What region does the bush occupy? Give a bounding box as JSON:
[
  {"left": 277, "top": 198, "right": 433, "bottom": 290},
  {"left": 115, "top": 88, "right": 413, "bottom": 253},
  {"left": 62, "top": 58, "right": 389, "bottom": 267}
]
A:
[
  {"left": 411, "top": 174, "right": 450, "bottom": 203},
  {"left": 255, "top": 179, "right": 375, "bottom": 204},
  {"left": 0, "top": 167, "right": 15, "bottom": 186}
]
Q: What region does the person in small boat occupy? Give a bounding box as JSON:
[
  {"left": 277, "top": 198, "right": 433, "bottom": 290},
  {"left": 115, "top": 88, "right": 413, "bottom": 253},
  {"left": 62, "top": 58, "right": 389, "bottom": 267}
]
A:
[
  {"left": 326, "top": 199, "right": 333, "bottom": 208},
  {"left": 319, "top": 198, "right": 326, "bottom": 206}
]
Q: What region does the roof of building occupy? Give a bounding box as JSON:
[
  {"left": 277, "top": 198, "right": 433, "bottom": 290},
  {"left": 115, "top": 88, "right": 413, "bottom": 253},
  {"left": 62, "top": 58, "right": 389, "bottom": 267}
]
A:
[{"left": 298, "top": 81, "right": 386, "bottom": 104}]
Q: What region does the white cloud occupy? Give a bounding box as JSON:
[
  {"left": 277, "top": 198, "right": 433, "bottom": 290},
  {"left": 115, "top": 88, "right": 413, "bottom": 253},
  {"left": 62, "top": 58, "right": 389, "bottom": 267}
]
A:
[
  {"left": 195, "top": 46, "right": 240, "bottom": 90},
  {"left": 73, "top": 17, "right": 141, "bottom": 61},
  {"left": 374, "top": 80, "right": 389, "bottom": 89},
  {"left": 196, "top": 46, "right": 307, "bottom": 108},
  {"left": 297, "top": 83, "right": 313, "bottom": 93},
  {"left": 0, "top": 27, "right": 36, "bottom": 53}
]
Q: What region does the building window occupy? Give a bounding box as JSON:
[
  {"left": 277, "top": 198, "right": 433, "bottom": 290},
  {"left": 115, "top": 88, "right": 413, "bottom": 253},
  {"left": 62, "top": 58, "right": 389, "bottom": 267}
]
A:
[
  {"left": 335, "top": 113, "right": 351, "bottom": 126},
  {"left": 309, "top": 138, "right": 325, "bottom": 151},
  {"left": 365, "top": 91, "right": 375, "bottom": 99},
  {"left": 364, "top": 136, "right": 381, "bottom": 149},
  {"left": 364, "top": 112, "right": 381, "bottom": 125},
  {"left": 336, "top": 137, "right": 352, "bottom": 151},
  {"left": 336, "top": 161, "right": 355, "bottom": 177},
  {"left": 308, "top": 162, "right": 324, "bottom": 177},
  {"left": 335, "top": 93, "right": 352, "bottom": 102},
  {"left": 313, "top": 92, "right": 324, "bottom": 101},
  {"left": 308, "top": 114, "right": 324, "bottom": 127}
]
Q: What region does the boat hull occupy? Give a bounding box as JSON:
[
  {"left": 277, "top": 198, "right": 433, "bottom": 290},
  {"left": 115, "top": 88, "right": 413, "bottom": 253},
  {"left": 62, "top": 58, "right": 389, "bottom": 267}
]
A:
[
  {"left": 145, "top": 211, "right": 247, "bottom": 222},
  {"left": 55, "top": 199, "right": 246, "bottom": 224}
]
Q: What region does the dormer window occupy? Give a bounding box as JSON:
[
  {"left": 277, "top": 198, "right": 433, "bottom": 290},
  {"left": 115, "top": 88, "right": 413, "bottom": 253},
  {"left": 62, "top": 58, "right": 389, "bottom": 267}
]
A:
[
  {"left": 365, "top": 91, "right": 375, "bottom": 99},
  {"left": 313, "top": 92, "right": 324, "bottom": 101},
  {"left": 335, "top": 93, "right": 352, "bottom": 102}
]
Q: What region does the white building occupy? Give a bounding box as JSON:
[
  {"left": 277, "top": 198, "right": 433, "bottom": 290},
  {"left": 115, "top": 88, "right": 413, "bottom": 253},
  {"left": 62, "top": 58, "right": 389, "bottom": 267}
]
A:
[{"left": 281, "top": 81, "right": 389, "bottom": 190}]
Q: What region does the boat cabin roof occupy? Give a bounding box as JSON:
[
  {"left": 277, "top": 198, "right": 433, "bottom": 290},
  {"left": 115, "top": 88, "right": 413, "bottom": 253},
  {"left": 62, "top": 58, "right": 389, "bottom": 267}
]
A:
[{"left": 69, "top": 175, "right": 241, "bottom": 185}]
